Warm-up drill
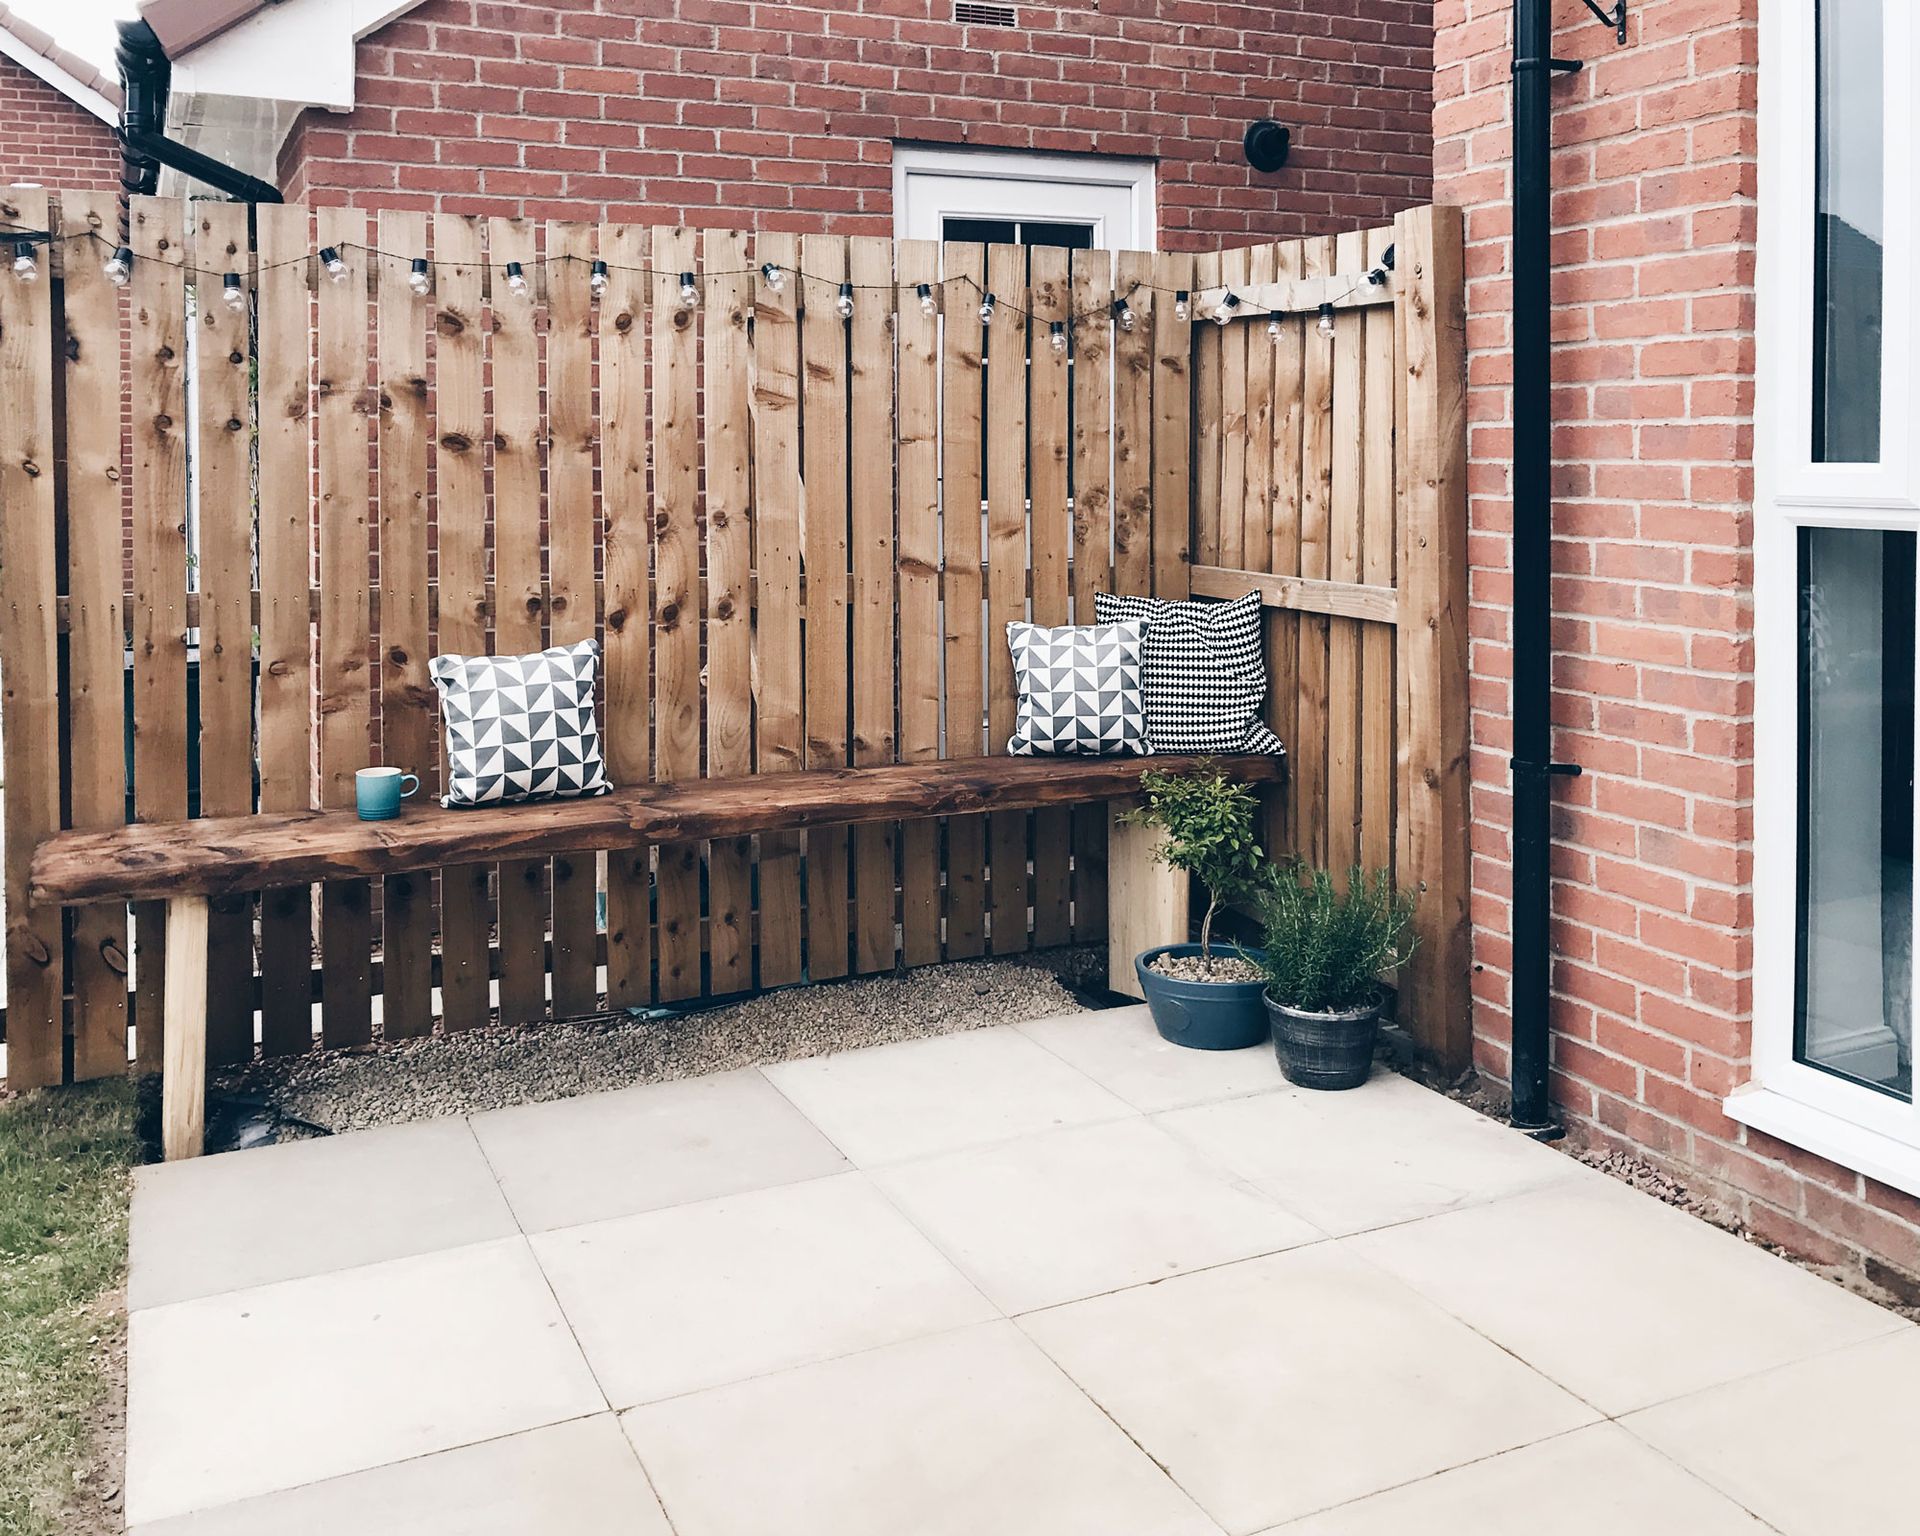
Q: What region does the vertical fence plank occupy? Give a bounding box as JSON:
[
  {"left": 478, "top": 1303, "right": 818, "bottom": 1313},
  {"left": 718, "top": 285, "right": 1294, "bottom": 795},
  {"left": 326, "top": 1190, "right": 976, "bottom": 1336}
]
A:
[
  {"left": 849, "top": 235, "right": 899, "bottom": 975},
  {"left": 58, "top": 191, "right": 131, "bottom": 1080},
  {"left": 1395, "top": 205, "right": 1472, "bottom": 1074},
  {"left": 601, "top": 221, "right": 653, "bottom": 1008},
  {"left": 894, "top": 240, "right": 942, "bottom": 968},
  {"left": 1112, "top": 252, "right": 1154, "bottom": 605},
  {"left": 750, "top": 231, "right": 804, "bottom": 988},
  {"left": 256, "top": 204, "right": 315, "bottom": 1055},
  {"left": 1191, "top": 247, "right": 1223, "bottom": 570},
  {"left": 547, "top": 221, "right": 600, "bottom": 1015},
  {"left": 984, "top": 242, "right": 1030, "bottom": 954},
  {"left": 800, "top": 233, "right": 852, "bottom": 980},
  {"left": 941, "top": 241, "right": 987, "bottom": 959},
  {"left": 191, "top": 201, "right": 258, "bottom": 1065},
  {"left": 1242, "top": 243, "right": 1278, "bottom": 577},
  {"left": 703, "top": 232, "right": 754, "bottom": 994},
  {"left": 1295, "top": 235, "right": 1336, "bottom": 868},
  {"left": 1069, "top": 248, "right": 1114, "bottom": 944},
  {"left": 315, "top": 208, "right": 373, "bottom": 1047},
  {"left": 432, "top": 214, "right": 494, "bottom": 1030},
  {"left": 1218, "top": 246, "right": 1251, "bottom": 573},
  {"left": 489, "top": 218, "right": 550, "bottom": 1026},
  {"left": 1151, "top": 250, "right": 1193, "bottom": 599},
  {"left": 651, "top": 228, "right": 704, "bottom": 1001},
  {"left": 376, "top": 210, "right": 435, "bottom": 1040},
  {"left": 1028, "top": 244, "right": 1072, "bottom": 949},
  {"left": 0, "top": 186, "right": 62, "bottom": 1087},
  {"left": 1361, "top": 224, "right": 1399, "bottom": 877},
  {"left": 129, "top": 196, "right": 189, "bottom": 1075},
  {"left": 1328, "top": 229, "right": 1367, "bottom": 880},
  {"left": 1267, "top": 238, "right": 1306, "bottom": 860}
]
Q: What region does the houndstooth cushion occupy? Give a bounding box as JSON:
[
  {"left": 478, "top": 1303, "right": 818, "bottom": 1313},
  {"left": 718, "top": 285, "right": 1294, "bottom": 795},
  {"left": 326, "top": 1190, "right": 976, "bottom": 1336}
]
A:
[
  {"left": 1093, "top": 590, "right": 1285, "bottom": 755},
  {"left": 1006, "top": 620, "right": 1150, "bottom": 755},
  {"left": 429, "top": 638, "right": 612, "bottom": 807}
]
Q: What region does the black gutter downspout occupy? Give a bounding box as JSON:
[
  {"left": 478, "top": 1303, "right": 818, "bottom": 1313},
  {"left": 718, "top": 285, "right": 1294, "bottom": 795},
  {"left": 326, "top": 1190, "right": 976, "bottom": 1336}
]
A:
[{"left": 114, "top": 18, "right": 281, "bottom": 240}]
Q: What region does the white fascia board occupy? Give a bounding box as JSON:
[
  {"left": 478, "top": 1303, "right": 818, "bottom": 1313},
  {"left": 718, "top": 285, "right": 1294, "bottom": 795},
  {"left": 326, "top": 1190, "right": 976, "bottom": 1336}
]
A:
[{"left": 167, "top": 0, "right": 425, "bottom": 113}]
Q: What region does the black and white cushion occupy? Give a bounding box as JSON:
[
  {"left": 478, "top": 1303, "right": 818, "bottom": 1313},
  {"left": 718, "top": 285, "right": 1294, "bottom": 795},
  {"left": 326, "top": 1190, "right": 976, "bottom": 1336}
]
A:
[
  {"left": 429, "top": 638, "right": 611, "bottom": 808},
  {"left": 1006, "top": 619, "right": 1150, "bottom": 756},
  {"left": 1093, "top": 589, "right": 1285, "bottom": 756}
]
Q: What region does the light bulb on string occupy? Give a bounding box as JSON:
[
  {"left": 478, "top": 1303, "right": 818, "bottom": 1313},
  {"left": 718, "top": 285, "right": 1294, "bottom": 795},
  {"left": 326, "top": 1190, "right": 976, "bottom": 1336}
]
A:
[
  {"left": 1048, "top": 320, "right": 1067, "bottom": 356},
  {"left": 1173, "top": 289, "right": 1189, "bottom": 322},
  {"left": 320, "top": 246, "right": 349, "bottom": 285},
  {"left": 103, "top": 246, "right": 133, "bottom": 286},
  {"left": 589, "top": 259, "right": 609, "bottom": 299},
  {"left": 11, "top": 240, "right": 39, "bottom": 282},
  {"left": 1317, "top": 302, "right": 1336, "bottom": 339},
  {"left": 678, "top": 270, "right": 698, "bottom": 310},
  {"left": 917, "top": 282, "right": 936, "bottom": 318},
  {"left": 408, "top": 258, "right": 431, "bottom": 297},
  {"left": 1267, "top": 316, "right": 1281, "bottom": 340},
  {"left": 760, "top": 262, "right": 785, "bottom": 293},
  {"left": 836, "top": 281, "right": 855, "bottom": 321},
  {"left": 1213, "top": 292, "right": 1240, "bottom": 327},
  {"left": 1111, "top": 296, "right": 1136, "bottom": 332},
  {"left": 504, "top": 260, "right": 530, "bottom": 300},
  {"left": 1367, "top": 245, "right": 1395, "bottom": 286},
  {"left": 978, "top": 291, "right": 996, "bottom": 325},
  {"left": 221, "top": 272, "right": 246, "bottom": 312}
]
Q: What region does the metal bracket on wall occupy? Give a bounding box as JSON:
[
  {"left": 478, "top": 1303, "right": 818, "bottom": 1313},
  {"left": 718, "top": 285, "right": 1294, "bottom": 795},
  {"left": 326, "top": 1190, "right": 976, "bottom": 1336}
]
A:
[{"left": 1579, "top": 0, "right": 1629, "bottom": 46}]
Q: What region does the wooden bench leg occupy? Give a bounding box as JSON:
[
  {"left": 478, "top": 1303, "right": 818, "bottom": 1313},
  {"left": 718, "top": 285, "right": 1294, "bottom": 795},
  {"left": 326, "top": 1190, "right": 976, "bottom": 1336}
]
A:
[
  {"left": 1105, "top": 800, "right": 1189, "bottom": 999},
  {"left": 161, "top": 895, "right": 210, "bottom": 1161}
]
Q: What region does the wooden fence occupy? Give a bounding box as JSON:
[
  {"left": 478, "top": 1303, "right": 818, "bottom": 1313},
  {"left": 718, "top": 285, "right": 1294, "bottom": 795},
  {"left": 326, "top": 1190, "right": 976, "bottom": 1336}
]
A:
[{"left": 0, "top": 189, "right": 1467, "bottom": 1089}]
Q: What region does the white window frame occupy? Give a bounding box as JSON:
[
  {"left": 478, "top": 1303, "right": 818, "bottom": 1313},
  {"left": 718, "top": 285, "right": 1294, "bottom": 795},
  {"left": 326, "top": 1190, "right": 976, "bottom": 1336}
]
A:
[
  {"left": 891, "top": 145, "right": 1157, "bottom": 251},
  {"left": 1739, "top": 0, "right": 1920, "bottom": 1192}
]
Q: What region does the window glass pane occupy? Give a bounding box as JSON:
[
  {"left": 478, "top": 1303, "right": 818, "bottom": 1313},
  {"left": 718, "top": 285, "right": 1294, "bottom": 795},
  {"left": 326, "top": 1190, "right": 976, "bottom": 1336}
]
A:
[
  {"left": 1019, "top": 221, "right": 1095, "bottom": 250},
  {"left": 1813, "top": 0, "right": 1884, "bottom": 462},
  {"left": 943, "top": 217, "right": 1016, "bottom": 245},
  {"left": 1797, "top": 527, "right": 1913, "bottom": 1099}
]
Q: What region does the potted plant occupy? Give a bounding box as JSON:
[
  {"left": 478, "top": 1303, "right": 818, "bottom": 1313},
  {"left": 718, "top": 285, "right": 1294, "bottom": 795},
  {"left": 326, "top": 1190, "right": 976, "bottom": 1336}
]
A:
[
  {"left": 1256, "top": 865, "right": 1417, "bottom": 1088},
  {"left": 1124, "top": 766, "right": 1274, "bottom": 1050}
]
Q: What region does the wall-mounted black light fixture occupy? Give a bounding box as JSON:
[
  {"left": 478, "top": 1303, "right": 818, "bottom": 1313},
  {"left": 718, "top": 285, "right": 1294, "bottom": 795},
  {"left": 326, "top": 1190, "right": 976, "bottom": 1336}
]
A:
[{"left": 1243, "top": 118, "right": 1291, "bottom": 173}]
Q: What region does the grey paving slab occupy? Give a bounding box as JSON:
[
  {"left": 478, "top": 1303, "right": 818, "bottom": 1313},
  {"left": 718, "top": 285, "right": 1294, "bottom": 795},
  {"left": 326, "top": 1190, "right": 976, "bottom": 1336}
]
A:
[
  {"left": 469, "top": 1066, "right": 850, "bottom": 1232},
  {"left": 873, "top": 1115, "right": 1323, "bottom": 1312},
  {"left": 532, "top": 1171, "right": 996, "bottom": 1406},
  {"left": 130, "top": 1118, "right": 517, "bottom": 1309},
  {"left": 621, "top": 1320, "right": 1223, "bottom": 1536},
  {"left": 127, "top": 1415, "right": 668, "bottom": 1535},
  {"left": 1015, "top": 1004, "right": 1292, "bottom": 1112},
  {"left": 1155, "top": 1070, "right": 1587, "bottom": 1235},
  {"left": 1020, "top": 1244, "right": 1597, "bottom": 1534},
  {"left": 1346, "top": 1176, "right": 1910, "bottom": 1415},
  {"left": 126, "top": 1238, "right": 605, "bottom": 1526},
  {"left": 1623, "top": 1329, "right": 1920, "bottom": 1536},
  {"left": 1266, "top": 1422, "right": 1773, "bottom": 1535},
  {"left": 760, "top": 1025, "right": 1133, "bottom": 1166}
]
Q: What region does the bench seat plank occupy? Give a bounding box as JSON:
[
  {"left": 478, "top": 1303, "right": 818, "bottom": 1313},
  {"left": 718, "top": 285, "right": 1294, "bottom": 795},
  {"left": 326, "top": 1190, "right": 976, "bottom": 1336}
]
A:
[{"left": 31, "top": 755, "right": 1284, "bottom": 907}]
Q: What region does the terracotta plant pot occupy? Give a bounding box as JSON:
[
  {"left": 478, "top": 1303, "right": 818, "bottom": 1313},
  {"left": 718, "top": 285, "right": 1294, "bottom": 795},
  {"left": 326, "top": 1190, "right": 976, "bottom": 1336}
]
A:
[
  {"left": 1134, "top": 943, "right": 1270, "bottom": 1051},
  {"left": 1264, "top": 990, "right": 1383, "bottom": 1089}
]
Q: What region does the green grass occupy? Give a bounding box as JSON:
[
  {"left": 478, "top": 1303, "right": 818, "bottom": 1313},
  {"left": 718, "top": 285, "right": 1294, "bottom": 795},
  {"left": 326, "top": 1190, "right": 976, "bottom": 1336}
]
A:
[{"left": 0, "top": 1077, "right": 139, "bottom": 1535}]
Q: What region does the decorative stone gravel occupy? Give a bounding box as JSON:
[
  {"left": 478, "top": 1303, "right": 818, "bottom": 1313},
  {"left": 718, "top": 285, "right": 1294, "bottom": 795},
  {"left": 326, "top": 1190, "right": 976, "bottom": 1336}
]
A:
[
  {"left": 1145, "top": 952, "right": 1265, "bottom": 984},
  {"left": 215, "top": 951, "right": 1100, "bottom": 1137}
]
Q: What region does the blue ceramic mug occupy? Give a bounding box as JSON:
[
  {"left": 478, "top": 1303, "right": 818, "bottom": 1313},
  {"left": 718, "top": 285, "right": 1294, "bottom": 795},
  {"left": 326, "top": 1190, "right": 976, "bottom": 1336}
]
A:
[{"left": 356, "top": 766, "right": 420, "bottom": 821}]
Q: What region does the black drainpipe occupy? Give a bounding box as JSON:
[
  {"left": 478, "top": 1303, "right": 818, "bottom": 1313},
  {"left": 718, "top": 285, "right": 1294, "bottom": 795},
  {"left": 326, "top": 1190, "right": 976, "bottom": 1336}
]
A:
[
  {"left": 1509, "top": 1, "right": 1626, "bottom": 1136},
  {"left": 115, "top": 18, "right": 281, "bottom": 239}
]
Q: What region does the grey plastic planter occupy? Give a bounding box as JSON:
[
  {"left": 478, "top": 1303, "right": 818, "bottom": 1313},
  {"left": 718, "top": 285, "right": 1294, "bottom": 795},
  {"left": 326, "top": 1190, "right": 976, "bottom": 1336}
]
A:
[
  {"left": 1265, "top": 990, "right": 1383, "bottom": 1089},
  {"left": 1134, "top": 943, "right": 1269, "bottom": 1051}
]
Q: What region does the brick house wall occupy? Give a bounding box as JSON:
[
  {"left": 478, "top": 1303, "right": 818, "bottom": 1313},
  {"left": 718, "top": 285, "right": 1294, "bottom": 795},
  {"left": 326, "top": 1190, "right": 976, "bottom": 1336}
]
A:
[
  {"left": 276, "top": 0, "right": 1432, "bottom": 244},
  {"left": 0, "top": 54, "right": 121, "bottom": 190},
  {"left": 1436, "top": 0, "right": 1920, "bottom": 1298}
]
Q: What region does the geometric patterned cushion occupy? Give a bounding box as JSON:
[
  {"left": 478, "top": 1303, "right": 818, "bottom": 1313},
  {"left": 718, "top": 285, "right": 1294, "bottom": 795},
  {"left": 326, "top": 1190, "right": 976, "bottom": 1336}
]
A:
[
  {"left": 428, "top": 638, "right": 612, "bottom": 807},
  {"left": 1092, "top": 589, "right": 1285, "bottom": 756},
  {"left": 1006, "top": 619, "right": 1150, "bottom": 756}
]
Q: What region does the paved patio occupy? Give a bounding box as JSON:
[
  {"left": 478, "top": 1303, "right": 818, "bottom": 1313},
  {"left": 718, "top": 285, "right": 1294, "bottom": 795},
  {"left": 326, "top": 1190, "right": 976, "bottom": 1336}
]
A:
[{"left": 125, "top": 1005, "right": 1915, "bottom": 1534}]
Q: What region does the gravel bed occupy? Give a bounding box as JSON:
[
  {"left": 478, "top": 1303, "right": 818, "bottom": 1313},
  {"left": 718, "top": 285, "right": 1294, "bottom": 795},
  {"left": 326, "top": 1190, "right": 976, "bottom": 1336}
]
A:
[{"left": 215, "top": 950, "right": 1100, "bottom": 1137}]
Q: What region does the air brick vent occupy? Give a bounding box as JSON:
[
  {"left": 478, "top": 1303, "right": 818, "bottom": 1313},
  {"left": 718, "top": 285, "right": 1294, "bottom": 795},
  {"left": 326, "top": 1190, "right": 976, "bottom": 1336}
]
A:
[{"left": 953, "top": 3, "right": 1019, "bottom": 28}]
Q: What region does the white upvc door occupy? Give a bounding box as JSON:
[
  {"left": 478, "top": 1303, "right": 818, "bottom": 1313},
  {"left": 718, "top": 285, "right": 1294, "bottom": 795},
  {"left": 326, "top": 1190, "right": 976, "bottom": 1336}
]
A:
[
  {"left": 892, "top": 146, "right": 1156, "bottom": 250},
  {"left": 1743, "top": 0, "right": 1920, "bottom": 1190}
]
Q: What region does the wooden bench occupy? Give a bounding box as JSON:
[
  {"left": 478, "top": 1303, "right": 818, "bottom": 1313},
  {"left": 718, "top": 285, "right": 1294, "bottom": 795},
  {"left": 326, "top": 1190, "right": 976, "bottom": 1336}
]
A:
[{"left": 31, "top": 754, "right": 1283, "bottom": 1158}]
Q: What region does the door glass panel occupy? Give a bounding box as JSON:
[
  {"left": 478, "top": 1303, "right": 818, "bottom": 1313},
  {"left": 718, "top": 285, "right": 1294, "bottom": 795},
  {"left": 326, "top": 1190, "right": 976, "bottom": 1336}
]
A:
[
  {"left": 1019, "top": 221, "right": 1096, "bottom": 250},
  {"left": 1797, "top": 526, "right": 1914, "bottom": 1099},
  {"left": 1813, "top": 0, "right": 1884, "bottom": 462},
  {"left": 943, "top": 217, "right": 1016, "bottom": 245}
]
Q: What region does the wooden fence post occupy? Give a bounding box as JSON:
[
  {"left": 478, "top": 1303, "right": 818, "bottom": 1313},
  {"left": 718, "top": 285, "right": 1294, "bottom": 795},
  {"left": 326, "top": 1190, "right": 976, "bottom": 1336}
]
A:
[{"left": 1394, "top": 204, "right": 1473, "bottom": 1076}]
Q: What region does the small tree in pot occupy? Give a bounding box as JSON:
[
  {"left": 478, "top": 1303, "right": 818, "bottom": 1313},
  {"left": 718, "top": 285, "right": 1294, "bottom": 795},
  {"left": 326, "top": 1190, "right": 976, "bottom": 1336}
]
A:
[
  {"left": 1257, "top": 866, "right": 1417, "bottom": 1089},
  {"left": 1123, "top": 766, "right": 1275, "bottom": 1050}
]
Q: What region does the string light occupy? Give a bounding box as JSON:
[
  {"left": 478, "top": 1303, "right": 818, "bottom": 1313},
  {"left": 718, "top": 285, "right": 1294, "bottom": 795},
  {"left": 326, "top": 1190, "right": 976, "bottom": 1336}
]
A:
[
  {"left": 319, "top": 246, "right": 349, "bottom": 285},
  {"left": 11, "top": 240, "right": 38, "bottom": 282},
  {"left": 1317, "top": 302, "right": 1336, "bottom": 339},
  {"left": 102, "top": 246, "right": 132, "bottom": 286},
  {"left": 1367, "top": 244, "right": 1396, "bottom": 286},
  {"left": 221, "top": 272, "right": 246, "bottom": 312},
  {"left": 589, "top": 258, "right": 609, "bottom": 298},
  {"left": 917, "top": 282, "right": 936, "bottom": 318},
  {"left": 1112, "top": 296, "right": 1136, "bottom": 332},
  {"left": 504, "top": 260, "right": 530, "bottom": 299},
  {"left": 1173, "top": 289, "right": 1189, "bottom": 322},
  {"left": 678, "top": 270, "right": 698, "bottom": 310},
  {"left": 1267, "top": 316, "right": 1281, "bottom": 339},
  {"left": 760, "top": 261, "right": 784, "bottom": 293},
  {"left": 1212, "top": 292, "right": 1241, "bottom": 327},
  {"left": 836, "top": 280, "right": 854, "bottom": 321},
  {"left": 1048, "top": 320, "right": 1067, "bottom": 355},
  {"left": 978, "top": 290, "right": 996, "bottom": 325},
  {"left": 409, "top": 258, "right": 431, "bottom": 297}
]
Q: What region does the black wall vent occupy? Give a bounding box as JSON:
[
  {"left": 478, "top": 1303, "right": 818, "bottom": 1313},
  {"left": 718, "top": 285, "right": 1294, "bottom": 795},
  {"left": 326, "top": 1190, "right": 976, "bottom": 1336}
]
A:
[{"left": 953, "top": 3, "right": 1019, "bottom": 27}]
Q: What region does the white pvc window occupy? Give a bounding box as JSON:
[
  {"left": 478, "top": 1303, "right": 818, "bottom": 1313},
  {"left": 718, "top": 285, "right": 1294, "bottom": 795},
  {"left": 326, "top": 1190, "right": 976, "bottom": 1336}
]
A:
[{"left": 892, "top": 146, "right": 1156, "bottom": 251}]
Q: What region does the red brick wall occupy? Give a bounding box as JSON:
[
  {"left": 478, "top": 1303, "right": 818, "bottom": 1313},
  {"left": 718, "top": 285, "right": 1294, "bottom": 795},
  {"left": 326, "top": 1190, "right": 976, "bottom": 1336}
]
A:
[
  {"left": 278, "top": 0, "right": 1432, "bottom": 244},
  {"left": 1438, "top": 0, "right": 1920, "bottom": 1298},
  {"left": 0, "top": 56, "right": 121, "bottom": 191}
]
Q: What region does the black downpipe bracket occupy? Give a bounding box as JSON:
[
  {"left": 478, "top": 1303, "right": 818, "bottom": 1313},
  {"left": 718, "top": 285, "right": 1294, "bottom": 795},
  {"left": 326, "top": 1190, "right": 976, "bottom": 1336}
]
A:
[
  {"left": 115, "top": 18, "right": 280, "bottom": 238},
  {"left": 1508, "top": 0, "right": 1625, "bottom": 1137}
]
